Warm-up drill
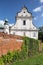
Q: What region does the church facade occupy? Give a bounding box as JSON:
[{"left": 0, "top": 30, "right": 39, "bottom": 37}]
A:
[{"left": 3, "top": 7, "right": 38, "bottom": 39}]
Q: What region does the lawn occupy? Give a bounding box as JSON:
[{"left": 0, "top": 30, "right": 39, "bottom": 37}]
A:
[{"left": 11, "top": 53, "right": 43, "bottom": 65}]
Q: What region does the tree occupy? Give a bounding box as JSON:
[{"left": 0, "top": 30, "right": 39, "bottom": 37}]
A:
[{"left": 38, "top": 27, "right": 43, "bottom": 42}]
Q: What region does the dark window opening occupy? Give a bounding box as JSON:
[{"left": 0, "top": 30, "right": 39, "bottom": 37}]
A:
[
  {"left": 23, "top": 20, "right": 26, "bottom": 25},
  {"left": 24, "top": 11, "right": 25, "bottom": 13}
]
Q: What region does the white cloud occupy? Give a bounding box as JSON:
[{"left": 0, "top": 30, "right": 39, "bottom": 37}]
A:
[
  {"left": 0, "top": 20, "right": 4, "bottom": 25},
  {"left": 40, "top": 0, "right": 43, "bottom": 3},
  {"left": 34, "top": 16, "right": 38, "bottom": 20},
  {"left": 9, "top": 23, "right": 14, "bottom": 26},
  {"left": 33, "top": 6, "right": 42, "bottom": 12},
  {"left": 34, "top": 17, "right": 37, "bottom": 20},
  {"left": 41, "top": 13, "right": 43, "bottom": 16}
]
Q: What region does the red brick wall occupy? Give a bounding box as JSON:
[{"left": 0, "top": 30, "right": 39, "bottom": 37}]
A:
[{"left": 0, "top": 33, "right": 23, "bottom": 56}]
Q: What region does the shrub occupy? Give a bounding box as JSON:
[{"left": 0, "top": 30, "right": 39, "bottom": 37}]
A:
[
  {"left": 2, "top": 55, "right": 8, "bottom": 63},
  {"left": 13, "top": 51, "right": 20, "bottom": 61},
  {"left": 23, "top": 37, "right": 40, "bottom": 57},
  {"left": 7, "top": 51, "right": 14, "bottom": 63},
  {"left": 0, "top": 57, "right": 4, "bottom": 65},
  {"left": 2, "top": 51, "right": 14, "bottom": 63},
  {"left": 21, "top": 37, "right": 28, "bottom": 59}
]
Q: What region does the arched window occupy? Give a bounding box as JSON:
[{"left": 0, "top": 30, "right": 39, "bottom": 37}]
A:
[{"left": 23, "top": 20, "right": 26, "bottom": 25}]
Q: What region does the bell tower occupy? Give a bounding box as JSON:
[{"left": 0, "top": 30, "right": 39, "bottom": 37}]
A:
[{"left": 4, "top": 19, "right": 9, "bottom": 34}]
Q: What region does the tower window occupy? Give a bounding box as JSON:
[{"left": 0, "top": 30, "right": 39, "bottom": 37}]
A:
[
  {"left": 23, "top": 20, "right": 26, "bottom": 25},
  {"left": 24, "top": 11, "right": 25, "bottom": 13}
]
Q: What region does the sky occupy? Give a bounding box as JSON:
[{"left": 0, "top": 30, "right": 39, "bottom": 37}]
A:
[{"left": 0, "top": 0, "right": 43, "bottom": 27}]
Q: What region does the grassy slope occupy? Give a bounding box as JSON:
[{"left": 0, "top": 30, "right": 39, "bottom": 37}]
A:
[{"left": 12, "top": 53, "right": 43, "bottom": 65}]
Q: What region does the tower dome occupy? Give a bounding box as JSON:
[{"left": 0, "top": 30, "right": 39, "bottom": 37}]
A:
[{"left": 4, "top": 19, "right": 8, "bottom": 25}]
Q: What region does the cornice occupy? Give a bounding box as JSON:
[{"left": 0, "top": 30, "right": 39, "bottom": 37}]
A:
[
  {"left": 16, "top": 16, "right": 33, "bottom": 20},
  {"left": 11, "top": 29, "right": 38, "bottom": 31}
]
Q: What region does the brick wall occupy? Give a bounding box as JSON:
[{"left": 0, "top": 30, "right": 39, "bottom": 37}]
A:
[{"left": 0, "top": 32, "right": 23, "bottom": 56}]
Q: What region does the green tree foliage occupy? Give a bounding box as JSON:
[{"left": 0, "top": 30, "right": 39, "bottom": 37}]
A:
[{"left": 38, "top": 27, "right": 43, "bottom": 42}]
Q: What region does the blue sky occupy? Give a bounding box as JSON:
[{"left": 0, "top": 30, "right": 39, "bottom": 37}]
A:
[{"left": 0, "top": 0, "right": 43, "bottom": 27}]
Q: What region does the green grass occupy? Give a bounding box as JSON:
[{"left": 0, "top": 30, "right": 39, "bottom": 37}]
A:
[{"left": 11, "top": 53, "right": 43, "bottom": 65}]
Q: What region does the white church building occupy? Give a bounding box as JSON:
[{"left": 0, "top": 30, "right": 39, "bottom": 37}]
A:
[{"left": 0, "top": 6, "right": 38, "bottom": 39}]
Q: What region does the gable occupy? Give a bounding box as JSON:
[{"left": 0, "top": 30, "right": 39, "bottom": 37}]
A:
[{"left": 16, "top": 7, "right": 32, "bottom": 18}]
